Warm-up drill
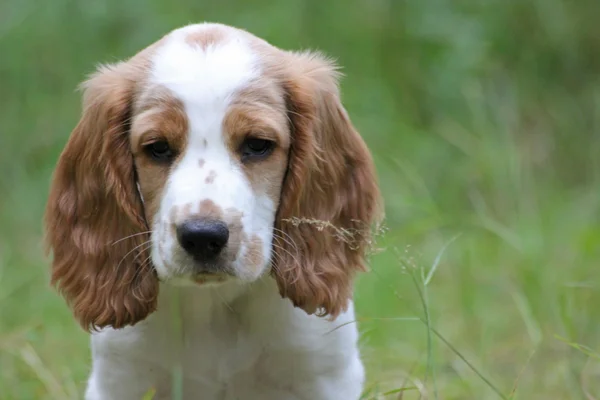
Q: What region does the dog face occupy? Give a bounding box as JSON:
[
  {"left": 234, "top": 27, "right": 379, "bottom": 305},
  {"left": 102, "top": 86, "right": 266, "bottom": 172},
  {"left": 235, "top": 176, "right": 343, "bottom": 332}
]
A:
[{"left": 45, "top": 23, "right": 381, "bottom": 330}]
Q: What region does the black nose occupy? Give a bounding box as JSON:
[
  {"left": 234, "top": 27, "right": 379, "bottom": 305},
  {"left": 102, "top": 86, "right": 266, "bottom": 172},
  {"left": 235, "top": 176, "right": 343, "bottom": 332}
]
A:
[{"left": 176, "top": 219, "right": 229, "bottom": 260}]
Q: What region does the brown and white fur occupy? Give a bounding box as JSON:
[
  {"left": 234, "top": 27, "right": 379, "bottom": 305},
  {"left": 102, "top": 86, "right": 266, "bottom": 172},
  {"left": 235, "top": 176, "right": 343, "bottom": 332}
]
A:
[{"left": 44, "top": 23, "right": 381, "bottom": 400}]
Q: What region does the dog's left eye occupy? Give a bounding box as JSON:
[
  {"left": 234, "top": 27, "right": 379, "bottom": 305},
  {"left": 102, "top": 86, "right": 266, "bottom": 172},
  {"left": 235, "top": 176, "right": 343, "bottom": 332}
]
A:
[{"left": 241, "top": 138, "right": 274, "bottom": 161}]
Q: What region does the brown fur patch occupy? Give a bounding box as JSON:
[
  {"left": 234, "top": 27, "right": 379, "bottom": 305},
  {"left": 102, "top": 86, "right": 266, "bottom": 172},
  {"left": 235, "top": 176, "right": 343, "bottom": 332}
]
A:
[
  {"left": 185, "top": 26, "right": 228, "bottom": 50},
  {"left": 43, "top": 44, "right": 164, "bottom": 330},
  {"left": 205, "top": 170, "right": 217, "bottom": 184},
  {"left": 266, "top": 50, "right": 383, "bottom": 318},
  {"left": 131, "top": 89, "right": 189, "bottom": 223},
  {"left": 198, "top": 199, "right": 224, "bottom": 219},
  {"left": 222, "top": 82, "right": 290, "bottom": 202}
]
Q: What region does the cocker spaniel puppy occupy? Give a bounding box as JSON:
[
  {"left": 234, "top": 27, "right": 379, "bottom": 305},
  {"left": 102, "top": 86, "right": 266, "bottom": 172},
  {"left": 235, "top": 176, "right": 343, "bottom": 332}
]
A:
[{"left": 45, "top": 23, "right": 381, "bottom": 400}]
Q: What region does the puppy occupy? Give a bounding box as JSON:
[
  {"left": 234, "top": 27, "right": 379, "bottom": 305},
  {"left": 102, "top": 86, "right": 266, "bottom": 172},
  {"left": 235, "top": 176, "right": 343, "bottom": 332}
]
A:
[{"left": 45, "top": 23, "right": 381, "bottom": 400}]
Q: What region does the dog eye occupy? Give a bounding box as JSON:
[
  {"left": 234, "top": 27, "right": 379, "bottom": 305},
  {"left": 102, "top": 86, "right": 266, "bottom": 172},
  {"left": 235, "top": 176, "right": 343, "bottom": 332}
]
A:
[
  {"left": 241, "top": 138, "right": 274, "bottom": 161},
  {"left": 145, "top": 140, "right": 174, "bottom": 162}
]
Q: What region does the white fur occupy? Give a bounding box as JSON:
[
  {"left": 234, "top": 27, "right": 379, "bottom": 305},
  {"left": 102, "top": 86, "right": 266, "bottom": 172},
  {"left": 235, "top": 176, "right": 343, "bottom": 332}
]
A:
[
  {"left": 86, "top": 279, "right": 364, "bottom": 400},
  {"left": 84, "top": 24, "right": 365, "bottom": 400}
]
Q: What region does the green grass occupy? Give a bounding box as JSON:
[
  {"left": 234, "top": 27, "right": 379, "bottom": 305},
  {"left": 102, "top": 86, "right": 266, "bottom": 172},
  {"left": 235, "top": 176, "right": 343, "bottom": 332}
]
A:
[{"left": 1, "top": 0, "right": 600, "bottom": 398}]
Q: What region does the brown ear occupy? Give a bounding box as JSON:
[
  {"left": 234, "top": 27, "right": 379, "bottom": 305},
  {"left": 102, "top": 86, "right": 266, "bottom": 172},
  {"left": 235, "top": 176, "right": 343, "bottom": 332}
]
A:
[
  {"left": 273, "top": 52, "right": 382, "bottom": 318},
  {"left": 44, "top": 62, "right": 158, "bottom": 331}
]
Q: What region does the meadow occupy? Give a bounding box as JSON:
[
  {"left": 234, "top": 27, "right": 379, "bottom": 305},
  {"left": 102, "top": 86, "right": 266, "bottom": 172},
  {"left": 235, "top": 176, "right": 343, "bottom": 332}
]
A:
[{"left": 1, "top": 0, "right": 599, "bottom": 398}]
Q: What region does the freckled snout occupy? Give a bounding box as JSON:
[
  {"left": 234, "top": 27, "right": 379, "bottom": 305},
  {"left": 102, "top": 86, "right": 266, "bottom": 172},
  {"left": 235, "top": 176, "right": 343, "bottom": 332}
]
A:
[{"left": 176, "top": 219, "right": 229, "bottom": 262}]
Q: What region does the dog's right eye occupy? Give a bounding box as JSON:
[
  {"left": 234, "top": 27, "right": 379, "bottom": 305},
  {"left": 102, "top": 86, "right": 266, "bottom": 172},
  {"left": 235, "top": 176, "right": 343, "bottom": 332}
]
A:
[{"left": 145, "top": 141, "right": 174, "bottom": 162}]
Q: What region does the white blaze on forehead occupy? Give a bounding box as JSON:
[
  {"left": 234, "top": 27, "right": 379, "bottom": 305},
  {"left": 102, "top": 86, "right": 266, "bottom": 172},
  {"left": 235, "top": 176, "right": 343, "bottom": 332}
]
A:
[
  {"left": 150, "top": 24, "right": 259, "bottom": 109},
  {"left": 149, "top": 24, "right": 260, "bottom": 154}
]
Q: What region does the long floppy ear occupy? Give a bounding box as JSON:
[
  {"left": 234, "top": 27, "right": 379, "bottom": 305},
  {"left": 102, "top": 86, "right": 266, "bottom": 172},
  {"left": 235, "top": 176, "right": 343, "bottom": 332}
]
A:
[
  {"left": 273, "top": 51, "right": 382, "bottom": 318},
  {"left": 44, "top": 62, "right": 159, "bottom": 331}
]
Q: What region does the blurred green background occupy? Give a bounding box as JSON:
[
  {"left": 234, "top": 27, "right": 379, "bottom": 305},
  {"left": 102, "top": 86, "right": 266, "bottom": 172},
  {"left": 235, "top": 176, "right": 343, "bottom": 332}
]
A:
[{"left": 1, "top": 0, "right": 599, "bottom": 399}]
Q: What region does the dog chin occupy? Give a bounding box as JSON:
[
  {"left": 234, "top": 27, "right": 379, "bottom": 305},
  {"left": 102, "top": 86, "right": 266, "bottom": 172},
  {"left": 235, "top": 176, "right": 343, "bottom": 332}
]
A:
[{"left": 161, "top": 271, "right": 231, "bottom": 287}]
